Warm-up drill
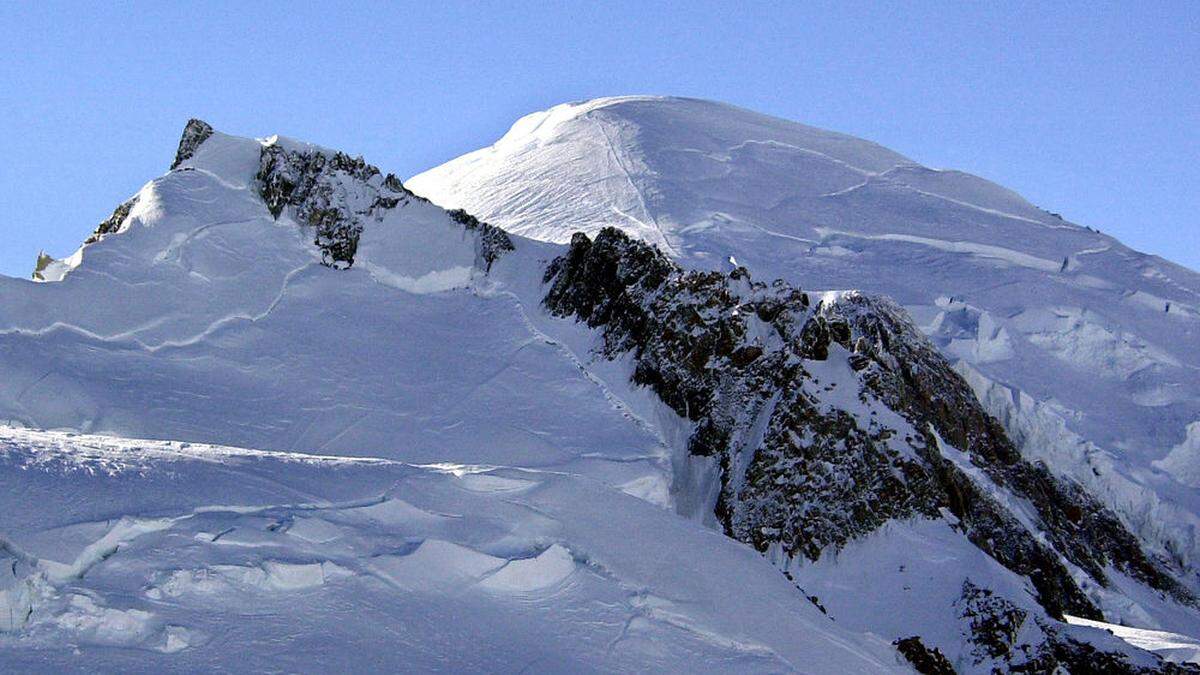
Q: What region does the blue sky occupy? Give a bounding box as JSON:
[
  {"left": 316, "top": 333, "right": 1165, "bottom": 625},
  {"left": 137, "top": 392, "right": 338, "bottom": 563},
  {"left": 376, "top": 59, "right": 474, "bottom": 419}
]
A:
[{"left": 2, "top": 2, "right": 1197, "bottom": 276}]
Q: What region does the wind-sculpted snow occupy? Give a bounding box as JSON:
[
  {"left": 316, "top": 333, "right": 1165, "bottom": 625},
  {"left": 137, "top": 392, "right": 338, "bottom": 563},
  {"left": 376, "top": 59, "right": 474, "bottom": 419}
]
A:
[
  {"left": 0, "top": 427, "right": 901, "bottom": 673},
  {"left": 410, "top": 95, "right": 1200, "bottom": 582}
]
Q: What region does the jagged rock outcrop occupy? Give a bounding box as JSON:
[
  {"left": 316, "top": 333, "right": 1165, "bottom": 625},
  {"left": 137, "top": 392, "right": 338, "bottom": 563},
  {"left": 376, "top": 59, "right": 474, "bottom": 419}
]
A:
[
  {"left": 54, "top": 122, "right": 516, "bottom": 282},
  {"left": 256, "top": 145, "right": 398, "bottom": 267},
  {"left": 31, "top": 252, "right": 55, "bottom": 282},
  {"left": 957, "top": 580, "right": 1030, "bottom": 665},
  {"left": 256, "top": 145, "right": 404, "bottom": 268},
  {"left": 956, "top": 580, "right": 1198, "bottom": 673},
  {"left": 543, "top": 226, "right": 1195, "bottom": 670},
  {"left": 252, "top": 140, "right": 513, "bottom": 273},
  {"left": 894, "top": 637, "right": 956, "bottom": 675},
  {"left": 171, "top": 118, "right": 214, "bottom": 170},
  {"left": 447, "top": 208, "right": 515, "bottom": 273},
  {"left": 84, "top": 196, "right": 138, "bottom": 245},
  {"left": 834, "top": 293, "right": 1195, "bottom": 608}
]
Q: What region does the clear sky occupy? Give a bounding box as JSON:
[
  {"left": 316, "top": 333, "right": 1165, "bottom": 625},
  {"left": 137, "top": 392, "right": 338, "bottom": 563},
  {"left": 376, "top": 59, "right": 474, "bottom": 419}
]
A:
[{"left": 2, "top": 2, "right": 1197, "bottom": 277}]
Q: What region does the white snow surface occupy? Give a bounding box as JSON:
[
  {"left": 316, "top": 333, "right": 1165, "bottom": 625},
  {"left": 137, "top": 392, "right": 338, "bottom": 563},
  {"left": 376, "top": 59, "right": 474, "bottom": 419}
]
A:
[
  {"left": 0, "top": 130, "right": 664, "bottom": 482},
  {"left": 0, "top": 426, "right": 901, "bottom": 672},
  {"left": 1066, "top": 614, "right": 1200, "bottom": 666},
  {"left": 410, "top": 95, "right": 1200, "bottom": 576}
]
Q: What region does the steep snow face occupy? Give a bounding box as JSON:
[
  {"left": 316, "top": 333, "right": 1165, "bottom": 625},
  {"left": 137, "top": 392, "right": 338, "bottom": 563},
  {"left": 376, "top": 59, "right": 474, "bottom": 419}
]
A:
[{"left": 410, "top": 95, "right": 1200, "bottom": 572}]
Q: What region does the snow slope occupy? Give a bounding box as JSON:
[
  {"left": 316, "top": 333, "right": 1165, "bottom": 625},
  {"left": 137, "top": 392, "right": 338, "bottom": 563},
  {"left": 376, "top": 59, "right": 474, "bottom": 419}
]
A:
[
  {"left": 0, "top": 129, "right": 665, "bottom": 487},
  {"left": 410, "top": 95, "right": 1200, "bottom": 578},
  {"left": 1067, "top": 614, "right": 1200, "bottom": 666},
  {"left": 0, "top": 426, "right": 900, "bottom": 672}
]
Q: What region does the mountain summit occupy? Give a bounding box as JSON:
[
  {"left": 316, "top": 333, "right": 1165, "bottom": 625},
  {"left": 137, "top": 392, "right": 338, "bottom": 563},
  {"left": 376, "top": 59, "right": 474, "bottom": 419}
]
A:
[
  {"left": 2, "top": 112, "right": 1199, "bottom": 672},
  {"left": 411, "top": 95, "right": 1200, "bottom": 583}
]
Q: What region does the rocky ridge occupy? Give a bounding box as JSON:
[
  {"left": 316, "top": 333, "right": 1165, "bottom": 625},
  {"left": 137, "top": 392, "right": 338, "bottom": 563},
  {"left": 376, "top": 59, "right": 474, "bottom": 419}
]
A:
[
  {"left": 256, "top": 143, "right": 416, "bottom": 268},
  {"left": 543, "top": 226, "right": 1197, "bottom": 672},
  {"left": 408, "top": 96, "right": 1200, "bottom": 591},
  {"left": 254, "top": 140, "right": 512, "bottom": 271}
]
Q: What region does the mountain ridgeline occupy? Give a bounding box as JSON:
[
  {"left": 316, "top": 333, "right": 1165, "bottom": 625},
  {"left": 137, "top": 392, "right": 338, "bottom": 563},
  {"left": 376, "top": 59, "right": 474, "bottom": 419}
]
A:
[
  {"left": 192, "top": 119, "right": 1198, "bottom": 630},
  {"left": 10, "top": 114, "right": 1200, "bottom": 673},
  {"left": 78, "top": 122, "right": 516, "bottom": 279}
]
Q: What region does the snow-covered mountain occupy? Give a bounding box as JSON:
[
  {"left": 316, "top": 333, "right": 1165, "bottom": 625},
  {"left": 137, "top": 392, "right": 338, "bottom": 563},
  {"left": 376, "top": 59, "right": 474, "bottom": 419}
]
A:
[
  {"left": 3, "top": 121, "right": 904, "bottom": 672},
  {"left": 410, "top": 94, "right": 1200, "bottom": 586},
  {"left": 1, "top": 112, "right": 1197, "bottom": 672}
]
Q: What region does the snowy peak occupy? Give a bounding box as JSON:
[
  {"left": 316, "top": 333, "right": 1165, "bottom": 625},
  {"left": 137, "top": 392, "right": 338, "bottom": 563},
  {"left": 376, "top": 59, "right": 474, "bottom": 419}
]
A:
[
  {"left": 31, "top": 119, "right": 514, "bottom": 288},
  {"left": 410, "top": 95, "right": 1200, "bottom": 595},
  {"left": 407, "top": 95, "right": 1060, "bottom": 256},
  {"left": 487, "top": 95, "right": 911, "bottom": 175}
]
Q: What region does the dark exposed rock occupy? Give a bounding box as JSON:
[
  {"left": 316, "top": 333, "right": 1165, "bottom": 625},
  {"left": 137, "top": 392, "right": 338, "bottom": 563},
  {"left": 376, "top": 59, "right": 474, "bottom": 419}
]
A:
[
  {"left": 832, "top": 293, "right": 1196, "bottom": 610},
  {"left": 253, "top": 144, "right": 515, "bottom": 274},
  {"left": 894, "top": 636, "right": 956, "bottom": 675},
  {"left": 255, "top": 144, "right": 412, "bottom": 269},
  {"left": 85, "top": 197, "right": 138, "bottom": 245},
  {"left": 447, "top": 209, "right": 514, "bottom": 273},
  {"left": 827, "top": 316, "right": 852, "bottom": 348},
  {"left": 542, "top": 227, "right": 1195, "bottom": 665},
  {"left": 171, "top": 119, "right": 214, "bottom": 170},
  {"left": 1015, "top": 632, "right": 1200, "bottom": 674},
  {"left": 956, "top": 580, "right": 1199, "bottom": 673},
  {"left": 729, "top": 344, "right": 763, "bottom": 368},
  {"left": 798, "top": 315, "right": 831, "bottom": 360},
  {"left": 543, "top": 230, "right": 675, "bottom": 358},
  {"left": 933, "top": 455, "right": 1097, "bottom": 620},
  {"left": 957, "top": 580, "right": 1028, "bottom": 663}
]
